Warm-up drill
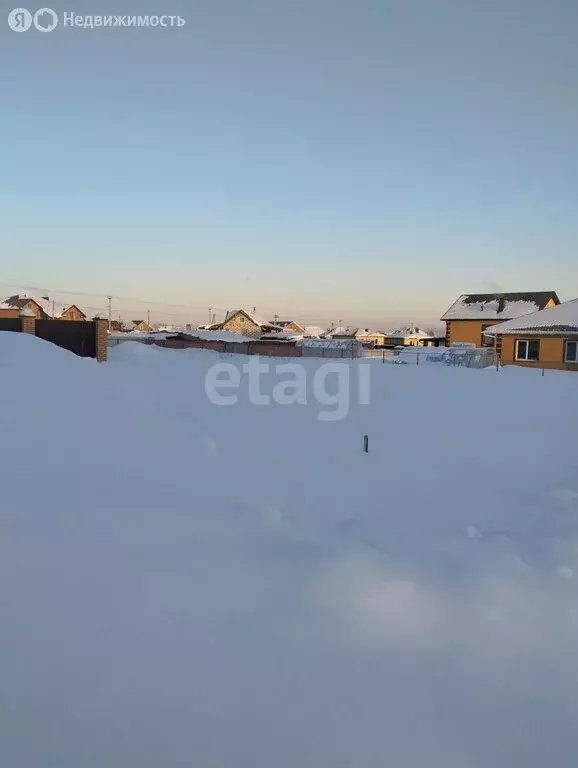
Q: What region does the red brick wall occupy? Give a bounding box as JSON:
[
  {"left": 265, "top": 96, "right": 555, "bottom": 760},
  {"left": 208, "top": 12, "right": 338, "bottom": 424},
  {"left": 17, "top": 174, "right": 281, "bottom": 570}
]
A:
[{"left": 247, "top": 341, "right": 301, "bottom": 356}]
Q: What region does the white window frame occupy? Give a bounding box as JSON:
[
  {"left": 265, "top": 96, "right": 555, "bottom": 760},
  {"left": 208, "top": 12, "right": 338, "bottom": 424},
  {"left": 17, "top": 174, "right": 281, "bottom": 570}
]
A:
[
  {"left": 564, "top": 340, "right": 578, "bottom": 364},
  {"left": 515, "top": 339, "right": 540, "bottom": 362}
]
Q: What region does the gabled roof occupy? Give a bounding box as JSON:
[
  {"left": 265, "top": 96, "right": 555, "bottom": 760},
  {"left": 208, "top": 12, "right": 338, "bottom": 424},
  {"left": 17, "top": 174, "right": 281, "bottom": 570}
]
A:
[
  {"left": 331, "top": 327, "right": 385, "bottom": 339},
  {"left": 223, "top": 309, "right": 283, "bottom": 332},
  {"left": 484, "top": 298, "right": 578, "bottom": 336},
  {"left": 324, "top": 325, "right": 348, "bottom": 337},
  {"left": 386, "top": 326, "right": 433, "bottom": 340},
  {"left": 270, "top": 320, "right": 305, "bottom": 331},
  {"left": 441, "top": 292, "right": 560, "bottom": 321},
  {"left": 302, "top": 325, "right": 325, "bottom": 338},
  {"left": 1, "top": 294, "right": 86, "bottom": 319}
]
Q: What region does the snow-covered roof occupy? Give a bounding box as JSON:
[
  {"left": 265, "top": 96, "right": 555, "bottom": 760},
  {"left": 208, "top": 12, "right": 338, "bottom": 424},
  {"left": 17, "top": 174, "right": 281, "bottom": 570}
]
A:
[
  {"left": 223, "top": 309, "right": 283, "bottom": 332},
  {"left": 386, "top": 326, "right": 433, "bottom": 340},
  {"left": 330, "top": 328, "right": 385, "bottom": 339},
  {"left": 484, "top": 298, "right": 578, "bottom": 336},
  {"left": 270, "top": 320, "right": 305, "bottom": 330},
  {"left": 441, "top": 292, "right": 559, "bottom": 321},
  {"left": 302, "top": 326, "right": 325, "bottom": 338},
  {"left": 1, "top": 294, "right": 84, "bottom": 319},
  {"left": 324, "top": 326, "right": 348, "bottom": 337}
]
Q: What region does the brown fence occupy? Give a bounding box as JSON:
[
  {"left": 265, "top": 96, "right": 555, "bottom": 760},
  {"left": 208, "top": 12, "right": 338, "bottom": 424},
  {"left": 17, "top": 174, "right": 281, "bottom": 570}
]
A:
[
  {"left": 0, "top": 318, "right": 23, "bottom": 333},
  {"left": 0, "top": 316, "right": 106, "bottom": 360},
  {"left": 35, "top": 319, "right": 97, "bottom": 358}
]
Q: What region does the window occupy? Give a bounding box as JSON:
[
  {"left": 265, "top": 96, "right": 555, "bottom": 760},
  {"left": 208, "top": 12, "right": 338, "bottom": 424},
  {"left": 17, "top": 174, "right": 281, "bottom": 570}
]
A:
[
  {"left": 515, "top": 339, "right": 540, "bottom": 361},
  {"left": 481, "top": 325, "right": 494, "bottom": 347},
  {"left": 565, "top": 341, "right": 578, "bottom": 363}
]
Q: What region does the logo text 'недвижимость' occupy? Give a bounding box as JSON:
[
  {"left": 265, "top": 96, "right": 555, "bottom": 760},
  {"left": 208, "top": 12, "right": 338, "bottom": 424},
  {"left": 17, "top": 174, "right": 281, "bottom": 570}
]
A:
[{"left": 7, "top": 8, "right": 186, "bottom": 31}]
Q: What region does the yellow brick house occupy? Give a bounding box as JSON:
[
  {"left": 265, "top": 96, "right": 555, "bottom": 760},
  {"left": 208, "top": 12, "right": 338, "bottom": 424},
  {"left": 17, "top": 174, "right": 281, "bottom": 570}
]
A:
[
  {"left": 441, "top": 292, "right": 560, "bottom": 348},
  {"left": 484, "top": 298, "right": 578, "bottom": 371}
]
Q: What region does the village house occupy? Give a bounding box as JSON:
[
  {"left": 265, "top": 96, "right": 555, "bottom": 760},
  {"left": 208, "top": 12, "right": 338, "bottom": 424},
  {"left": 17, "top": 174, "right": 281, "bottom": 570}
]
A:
[
  {"left": 385, "top": 325, "right": 434, "bottom": 347},
  {"left": 269, "top": 320, "right": 305, "bottom": 334},
  {"left": 302, "top": 326, "right": 325, "bottom": 338},
  {"left": 484, "top": 298, "right": 578, "bottom": 371},
  {"left": 210, "top": 310, "right": 283, "bottom": 339},
  {"left": 331, "top": 328, "right": 386, "bottom": 347},
  {"left": 132, "top": 320, "right": 154, "bottom": 333},
  {"left": 0, "top": 295, "right": 86, "bottom": 321},
  {"left": 441, "top": 292, "right": 560, "bottom": 348}
]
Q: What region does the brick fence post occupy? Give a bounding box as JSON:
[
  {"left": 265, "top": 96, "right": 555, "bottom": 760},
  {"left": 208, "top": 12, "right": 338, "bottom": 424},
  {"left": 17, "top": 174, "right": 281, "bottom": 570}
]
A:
[
  {"left": 19, "top": 309, "right": 36, "bottom": 334},
  {"left": 95, "top": 319, "right": 108, "bottom": 362}
]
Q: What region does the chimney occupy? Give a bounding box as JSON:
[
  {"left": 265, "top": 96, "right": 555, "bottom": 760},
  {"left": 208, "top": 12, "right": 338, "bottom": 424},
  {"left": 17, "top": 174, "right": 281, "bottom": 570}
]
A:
[{"left": 497, "top": 297, "right": 506, "bottom": 313}]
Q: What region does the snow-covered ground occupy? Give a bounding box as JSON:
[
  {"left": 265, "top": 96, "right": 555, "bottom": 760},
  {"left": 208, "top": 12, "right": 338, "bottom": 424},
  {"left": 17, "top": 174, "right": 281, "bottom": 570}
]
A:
[{"left": 1, "top": 332, "right": 577, "bottom": 768}]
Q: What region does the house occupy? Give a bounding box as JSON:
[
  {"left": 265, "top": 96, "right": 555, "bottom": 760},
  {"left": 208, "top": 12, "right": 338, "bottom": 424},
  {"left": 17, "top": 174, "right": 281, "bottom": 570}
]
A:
[
  {"left": 0, "top": 295, "right": 87, "bottom": 321},
  {"left": 385, "top": 326, "right": 434, "bottom": 347},
  {"left": 323, "top": 325, "right": 348, "bottom": 338},
  {"left": 210, "top": 310, "right": 283, "bottom": 339},
  {"left": 441, "top": 292, "right": 560, "bottom": 348},
  {"left": 302, "top": 326, "right": 325, "bottom": 338},
  {"left": 132, "top": 320, "right": 153, "bottom": 332},
  {"left": 269, "top": 320, "right": 305, "bottom": 334},
  {"left": 331, "top": 328, "right": 386, "bottom": 347},
  {"left": 483, "top": 298, "right": 578, "bottom": 371}
]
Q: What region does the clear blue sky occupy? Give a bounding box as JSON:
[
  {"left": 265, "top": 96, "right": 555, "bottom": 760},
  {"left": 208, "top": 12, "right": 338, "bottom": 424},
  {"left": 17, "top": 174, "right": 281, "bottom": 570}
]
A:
[{"left": 2, "top": 0, "right": 577, "bottom": 327}]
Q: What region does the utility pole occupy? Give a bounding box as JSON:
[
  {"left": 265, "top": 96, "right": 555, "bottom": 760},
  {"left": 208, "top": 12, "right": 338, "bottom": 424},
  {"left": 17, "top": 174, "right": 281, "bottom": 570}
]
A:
[
  {"left": 147, "top": 309, "right": 151, "bottom": 327},
  {"left": 107, "top": 296, "right": 112, "bottom": 332}
]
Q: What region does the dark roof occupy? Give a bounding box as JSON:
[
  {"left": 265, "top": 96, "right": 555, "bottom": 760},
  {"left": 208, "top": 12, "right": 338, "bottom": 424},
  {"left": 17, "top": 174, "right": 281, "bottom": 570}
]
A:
[
  {"left": 272, "top": 320, "right": 304, "bottom": 328},
  {"left": 2, "top": 295, "right": 36, "bottom": 310},
  {"left": 441, "top": 291, "right": 560, "bottom": 321},
  {"left": 461, "top": 292, "right": 559, "bottom": 307}
]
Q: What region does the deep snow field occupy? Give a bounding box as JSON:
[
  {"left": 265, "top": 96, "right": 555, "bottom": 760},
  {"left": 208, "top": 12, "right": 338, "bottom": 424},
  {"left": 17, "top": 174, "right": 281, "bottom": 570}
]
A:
[{"left": 1, "top": 332, "right": 577, "bottom": 768}]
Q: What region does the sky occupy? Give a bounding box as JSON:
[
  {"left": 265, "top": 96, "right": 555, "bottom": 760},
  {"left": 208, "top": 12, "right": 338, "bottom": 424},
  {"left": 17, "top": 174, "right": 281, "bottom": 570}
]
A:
[{"left": 2, "top": 0, "right": 577, "bottom": 328}]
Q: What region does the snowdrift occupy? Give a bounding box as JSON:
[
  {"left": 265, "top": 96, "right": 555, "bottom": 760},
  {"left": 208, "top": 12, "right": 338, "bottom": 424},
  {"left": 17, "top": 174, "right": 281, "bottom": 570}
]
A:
[{"left": 1, "top": 332, "right": 577, "bottom": 767}]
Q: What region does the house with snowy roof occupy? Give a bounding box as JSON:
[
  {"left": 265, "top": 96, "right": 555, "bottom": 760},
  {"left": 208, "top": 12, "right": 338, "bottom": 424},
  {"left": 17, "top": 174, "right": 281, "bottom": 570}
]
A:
[
  {"left": 0, "top": 295, "right": 86, "bottom": 321},
  {"left": 132, "top": 320, "right": 154, "bottom": 333},
  {"left": 331, "top": 328, "right": 387, "bottom": 347},
  {"left": 441, "top": 292, "right": 560, "bottom": 348},
  {"left": 483, "top": 297, "right": 578, "bottom": 371},
  {"left": 385, "top": 326, "right": 434, "bottom": 347},
  {"left": 302, "top": 326, "right": 325, "bottom": 338},
  {"left": 210, "top": 309, "right": 284, "bottom": 339},
  {"left": 268, "top": 319, "right": 305, "bottom": 335},
  {"left": 0, "top": 294, "right": 86, "bottom": 320}
]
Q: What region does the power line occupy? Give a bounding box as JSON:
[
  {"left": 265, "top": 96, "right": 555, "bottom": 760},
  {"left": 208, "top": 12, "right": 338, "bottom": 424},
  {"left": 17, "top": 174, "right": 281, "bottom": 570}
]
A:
[{"left": 0, "top": 281, "right": 226, "bottom": 313}]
